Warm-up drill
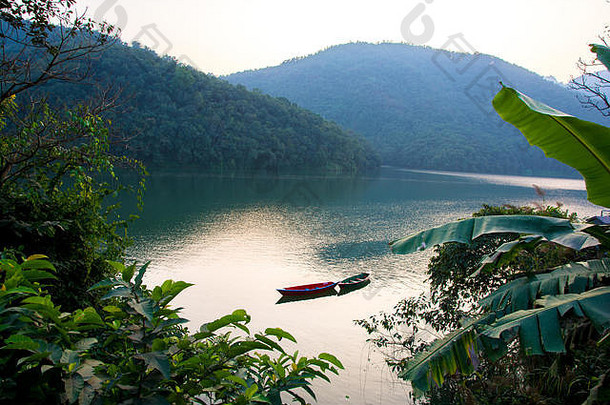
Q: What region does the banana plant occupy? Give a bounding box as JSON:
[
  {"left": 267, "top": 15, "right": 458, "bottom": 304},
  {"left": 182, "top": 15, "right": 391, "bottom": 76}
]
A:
[
  {"left": 493, "top": 85, "right": 610, "bottom": 208},
  {"left": 397, "top": 270, "right": 610, "bottom": 397},
  {"left": 481, "top": 286, "right": 610, "bottom": 356},
  {"left": 590, "top": 43, "right": 610, "bottom": 70},
  {"left": 479, "top": 258, "right": 610, "bottom": 313},
  {"left": 398, "top": 317, "right": 482, "bottom": 396},
  {"left": 391, "top": 74, "right": 610, "bottom": 396},
  {"left": 390, "top": 215, "right": 599, "bottom": 254}
]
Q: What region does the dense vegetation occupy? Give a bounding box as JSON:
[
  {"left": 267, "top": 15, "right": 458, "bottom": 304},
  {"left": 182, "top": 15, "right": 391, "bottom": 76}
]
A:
[
  {"left": 0, "top": 1, "right": 341, "bottom": 403},
  {"left": 34, "top": 41, "right": 380, "bottom": 174},
  {"left": 358, "top": 204, "right": 609, "bottom": 404},
  {"left": 357, "top": 45, "right": 610, "bottom": 405},
  {"left": 227, "top": 42, "right": 606, "bottom": 177}
]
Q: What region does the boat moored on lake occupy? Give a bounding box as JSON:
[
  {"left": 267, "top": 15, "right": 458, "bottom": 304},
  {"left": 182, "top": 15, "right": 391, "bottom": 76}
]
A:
[
  {"left": 337, "top": 272, "right": 370, "bottom": 290},
  {"left": 276, "top": 281, "right": 338, "bottom": 296}
]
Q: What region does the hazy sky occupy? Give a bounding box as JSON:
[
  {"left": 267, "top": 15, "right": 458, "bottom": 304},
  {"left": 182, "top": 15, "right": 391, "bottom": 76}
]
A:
[{"left": 80, "top": 0, "right": 609, "bottom": 82}]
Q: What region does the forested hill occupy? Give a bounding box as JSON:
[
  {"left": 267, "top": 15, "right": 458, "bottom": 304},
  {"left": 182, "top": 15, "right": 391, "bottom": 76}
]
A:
[
  {"left": 35, "top": 42, "right": 380, "bottom": 173},
  {"left": 226, "top": 42, "right": 607, "bottom": 176}
]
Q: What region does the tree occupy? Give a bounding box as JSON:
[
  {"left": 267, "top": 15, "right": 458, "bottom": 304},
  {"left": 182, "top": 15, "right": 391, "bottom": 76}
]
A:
[
  {"left": 0, "top": 0, "right": 117, "bottom": 103},
  {"left": 0, "top": 0, "right": 141, "bottom": 309},
  {"left": 0, "top": 4, "right": 342, "bottom": 403},
  {"left": 359, "top": 45, "right": 610, "bottom": 403},
  {"left": 569, "top": 28, "right": 610, "bottom": 118}
]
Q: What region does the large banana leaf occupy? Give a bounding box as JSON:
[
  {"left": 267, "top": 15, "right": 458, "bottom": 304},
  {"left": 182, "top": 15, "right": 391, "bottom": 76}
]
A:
[
  {"left": 399, "top": 318, "right": 481, "bottom": 396},
  {"left": 475, "top": 235, "right": 544, "bottom": 275},
  {"left": 481, "top": 286, "right": 610, "bottom": 356},
  {"left": 590, "top": 43, "right": 610, "bottom": 70},
  {"left": 479, "top": 259, "right": 610, "bottom": 313},
  {"left": 390, "top": 215, "right": 597, "bottom": 254},
  {"left": 401, "top": 283, "right": 610, "bottom": 395},
  {"left": 492, "top": 85, "right": 610, "bottom": 208}
]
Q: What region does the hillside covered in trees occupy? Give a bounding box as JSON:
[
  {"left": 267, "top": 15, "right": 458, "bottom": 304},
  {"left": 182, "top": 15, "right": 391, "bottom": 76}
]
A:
[
  {"left": 34, "top": 41, "right": 380, "bottom": 173},
  {"left": 227, "top": 42, "right": 606, "bottom": 176}
]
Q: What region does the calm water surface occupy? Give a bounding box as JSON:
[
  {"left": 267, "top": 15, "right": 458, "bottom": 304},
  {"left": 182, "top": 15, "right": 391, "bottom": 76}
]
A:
[{"left": 126, "top": 168, "right": 601, "bottom": 405}]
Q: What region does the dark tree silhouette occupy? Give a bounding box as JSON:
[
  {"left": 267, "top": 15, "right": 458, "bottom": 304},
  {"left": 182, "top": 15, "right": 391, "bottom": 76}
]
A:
[
  {"left": 0, "top": 0, "right": 118, "bottom": 103},
  {"left": 570, "top": 26, "right": 610, "bottom": 118}
]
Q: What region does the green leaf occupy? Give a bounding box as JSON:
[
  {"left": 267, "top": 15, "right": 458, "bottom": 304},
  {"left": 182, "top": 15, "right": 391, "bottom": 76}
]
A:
[
  {"left": 480, "top": 259, "right": 610, "bottom": 313},
  {"left": 482, "top": 287, "right": 610, "bottom": 354},
  {"left": 476, "top": 235, "right": 543, "bottom": 275},
  {"left": 21, "top": 259, "right": 56, "bottom": 272},
  {"left": 245, "top": 384, "right": 258, "bottom": 399},
  {"left": 88, "top": 278, "right": 122, "bottom": 292},
  {"left": 228, "top": 341, "right": 271, "bottom": 357},
  {"left": 590, "top": 43, "right": 610, "bottom": 70},
  {"left": 122, "top": 263, "right": 135, "bottom": 283},
  {"left": 134, "top": 262, "right": 150, "bottom": 288},
  {"left": 225, "top": 375, "right": 248, "bottom": 388},
  {"left": 390, "top": 215, "right": 596, "bottom": 254},
  {"left": 75, "top": 338, "right": 98, "bottom": 352},
  {"left": 25, "top": 254, "right": 49, "bottom": 261},
  {"left": 102, "top": 305, "right": 123, "bottom": 315},
  {"left": 101, "top": 286, "right": 132, "bottom": 300},
  {"left": 493, "top": 85, "right": 610, "bottom": 208},
  {"left": 265, "top": 327, "right": 297, "bottom": 343},
  {"left": 399, "top": 319, "right": 480, "bottom": 395},
  {"left": 318, "top": 353, "right": 344, "bottom": 370},
  {"left": 0, "top": 286, "right": 37, "bottom": 296},
  {"left": 151, "top": 338, "right": 167, "bottom": 352},
  {"left": 202, "top": 309, "right": 251, "bottom": 333},
  {"left": 134, "top": 351, "right": 171, "bottom": 379},
  {"left": 21, "top": 269, "right": 58, "bottom": 282},
  {"left": 2, "top": 334, "right": 39, "bottom": 351},
  {"left": 22, "top": 295, "right": 55, "bottom": 308},
  {"left": 65, "top": 373, "right": 84, "bottom": 404},
  {"left": 73, "top": 308, "right": 104, "bottom": 326},
  {"left": 128, "top": 298, "right": 154, "bottom": 322},
  {"left": 254, "top": 334, "right": 286, "bottom": 354},
  {"left": 157, "top": 280, "right": 193, "bottom": 306},
  {"left": 21, "top": 296, "right": 61, "bottom": 321}
]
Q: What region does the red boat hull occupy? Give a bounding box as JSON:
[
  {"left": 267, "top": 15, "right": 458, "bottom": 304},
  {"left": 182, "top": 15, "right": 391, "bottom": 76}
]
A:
[{"left": 277, "top": 281, "right": 337, "bottom": 296}]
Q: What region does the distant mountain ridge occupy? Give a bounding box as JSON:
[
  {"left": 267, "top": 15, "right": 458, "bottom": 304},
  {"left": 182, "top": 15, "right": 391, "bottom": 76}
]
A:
[
  {"left": 31, "top": 41, "right": 380, "bottom": 173},
  {"left": 226, "top": 42, "right": 607, "bottom": 177}
]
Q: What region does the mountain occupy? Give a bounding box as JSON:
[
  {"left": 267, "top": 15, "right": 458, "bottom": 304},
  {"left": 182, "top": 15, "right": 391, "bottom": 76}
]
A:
[
  {"left": 33, "top": 42, "right": 380, "bottom": 174},
  {"left": 226, "top": 42, "right": 608, "bottom": 177}
]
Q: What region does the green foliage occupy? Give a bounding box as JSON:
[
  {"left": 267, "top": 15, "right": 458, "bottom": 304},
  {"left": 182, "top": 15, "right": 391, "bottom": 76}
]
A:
[
  {"left": 360, "top": 52, "right": 610, "bottom": 402},
  {"left": 480, "top": 259, "right": 610, "bottom": 313},
  {"left": 0, "top": 99, "right": 146, "bottom": 310},
  {"left": 33, "top": 43, "right": 380, "bottom": 174},
  {"left": 481, "top": 286, "right": 610, "bottom": 356},
  {"left": 0, "top": 3, "right": 340, "bottom": 404},
  {"left": 590, "top": 43, "right": 610, "bottom": 70},
  {"left": 390, "top": 214, "right": 598, "bottom": 254},
  {"left": 0, "top": 0, "right": 116, "bottom": 102},
  {"left": 492, "top": 85, "right": 610, "bottom": 207},
  {"left": 358, "top": 202, "right": 610, "bottom": 403},
  {"left": 0, "top": 258, "right": 342, "bottom": 404},
  {"left": 399, "top": 319, "right": 480, "bottom": 396}
]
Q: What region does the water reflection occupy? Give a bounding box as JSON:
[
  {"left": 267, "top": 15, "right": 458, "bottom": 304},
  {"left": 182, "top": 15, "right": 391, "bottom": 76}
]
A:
[{"left": 126, "top": 167, "right": 600, "bottom": 405}]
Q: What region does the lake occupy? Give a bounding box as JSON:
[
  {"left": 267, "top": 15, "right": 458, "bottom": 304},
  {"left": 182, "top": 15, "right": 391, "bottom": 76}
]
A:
[{"left": 126, "top": 167, "right": 601, "bottom": 405}]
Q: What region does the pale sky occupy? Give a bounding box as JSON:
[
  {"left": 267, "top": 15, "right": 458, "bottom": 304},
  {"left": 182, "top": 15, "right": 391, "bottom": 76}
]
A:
[{"left": 80, "top": 0, "right": 609, "bottom": 82}]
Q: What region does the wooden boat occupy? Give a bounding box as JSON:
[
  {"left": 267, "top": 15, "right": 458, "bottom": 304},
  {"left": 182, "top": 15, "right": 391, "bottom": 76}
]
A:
[
  {"left": 276, "top": 281, "right": 337, "bottom": 297},
  {"left": 338, "top": 273, "right": 370, "bottom": 289}
]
